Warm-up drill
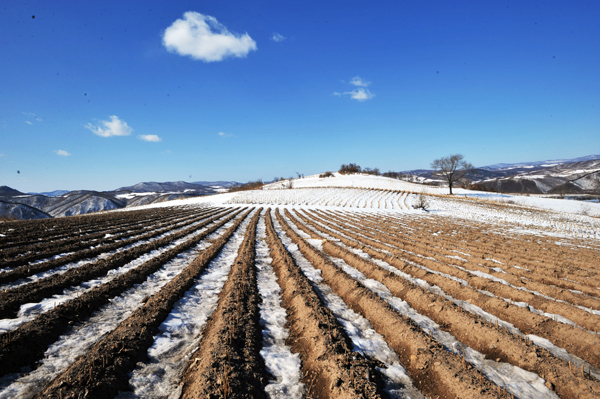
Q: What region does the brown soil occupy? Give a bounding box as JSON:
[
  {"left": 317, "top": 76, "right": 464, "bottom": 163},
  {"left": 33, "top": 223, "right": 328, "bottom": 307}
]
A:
[
  {"left": 303, "top": 208, "right": 600, "bottom": 369},
  {"left": 0, "top": 207, "right": 220, "bottom": 284},
  {"left": 0, "top": 208, "right": 245, "bottom": 376},
  {"left": 180, "top": 210, "right": 268, "bottom": 398},
  {"left": 0, "top": 206, "right": 200, "bottom": 268},
  {"left": 34, "top": 208, "right": 254, "bottom": 399},
  {"left": 0, "top": 208, "right": 232, "bottom": 318},
  {"left": 2, "top": 201, "right": 598, "bottom": 398},
  {"left": 289, "top": 209, "right": 600, "bottom": 398},
  {"left": 264, "top": 210, "right": 384, "bottom": 399},
  {"left": 276, "top": 210, "right": 500, "bottom": 399}
]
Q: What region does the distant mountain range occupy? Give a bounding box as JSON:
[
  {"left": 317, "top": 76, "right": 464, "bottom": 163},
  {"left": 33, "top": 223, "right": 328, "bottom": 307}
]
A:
[
  {"left": 404, "top": 154, "right": 600, "bottom": 194},
  {"left": 481, "top": 154, "right": 600, "bottom": 171},
  {"left": 0, "top": 181, "right": 238, "bottom": 221},
  {"left": 3, "top": 155, "right": 600, "bottom": 221}
]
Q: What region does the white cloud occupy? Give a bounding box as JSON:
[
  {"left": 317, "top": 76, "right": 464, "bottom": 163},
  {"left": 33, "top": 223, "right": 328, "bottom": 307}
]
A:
[
  {"left": 137, "top": 134, "right": 162, "bottom": 142},
  {"left": 347, "top": 88, "right": 375, "bottom": 101},
  {"left": 25, "top": 121, "right": 33, "bottom": 125},
  {"left": 335, "top": 77, "right": 375, "bottom": 102},
  {"left": 350, "top": 76, "right": 371, "bottom": 87},
  {"left": 162, "top": 12, "right": 257, "bottom": 62},
  {"left": 86, "top": 115, "right": 133, "bottom": 137},
  {"left": 218, "top": 131, "right": 234, "bottom": 138},
  {"left": 55, "top": 149, "right": 71, "bottom": 156},
  {"left": 272, "top": 33, "right": 286, "bottom": 42}
]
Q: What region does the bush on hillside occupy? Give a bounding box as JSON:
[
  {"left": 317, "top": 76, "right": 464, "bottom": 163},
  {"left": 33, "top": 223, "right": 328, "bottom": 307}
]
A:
[
  {"left": 228, "top": 180, "right": 264, "bottom": 192},
  {"left": 339, "top": 163, "right": 362, "bottom": 174}
]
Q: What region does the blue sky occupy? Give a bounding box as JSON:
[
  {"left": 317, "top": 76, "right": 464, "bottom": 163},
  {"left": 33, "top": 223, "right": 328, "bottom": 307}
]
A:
[{"left": 1, "top": 0, "right": 599, "bottom": 192}]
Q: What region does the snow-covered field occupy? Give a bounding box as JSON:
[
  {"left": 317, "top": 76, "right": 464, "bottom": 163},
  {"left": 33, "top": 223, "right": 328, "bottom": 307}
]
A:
[{"left": 1, "top": 174, "right": 599, "bottom": 398}]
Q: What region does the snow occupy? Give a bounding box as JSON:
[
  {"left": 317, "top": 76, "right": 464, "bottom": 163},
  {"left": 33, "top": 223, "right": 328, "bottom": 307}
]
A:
[
  {"left": 255, "top": 215, "right": 304, "bottom": 399},
  {"left": 0, "top": 214, "right": 236, "bottom": 334},
  {"left": 0, "top": 213, "right": 217, "bottom": 292},
  {"left": 296, "top": 210, "right": 600, "bottom": 387},
  {"left": 5, "top": 173, "right": 599, "bottom": 396},
  {"left": 0, "top": 225, "right": 230, "bottom": 398},
  {"left": 274, "top": 211, "right": 424, "bottom": 398},
  {"left": 124, "top": 174, "right": 600, "bottom": 229},
  {"left": 309, "top": 242, "right": 557, "bottom": 399},
  {"left": 117, "top": 211, "right": 255, "bottom": 399}
]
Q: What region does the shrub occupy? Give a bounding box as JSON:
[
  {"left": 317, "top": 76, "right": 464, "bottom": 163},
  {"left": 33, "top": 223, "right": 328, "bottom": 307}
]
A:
[
  {"left": 412, "top": 193, "right": 430, "bottom": 211},
  {"left": 339, "top": 163, "right": 362, "bottom": 174},
  {"left": 228, "top": 179, "right": 264, "bottom": 192},
  {"left": 319, "top": 172, "right": 335, "bottom": 178}
]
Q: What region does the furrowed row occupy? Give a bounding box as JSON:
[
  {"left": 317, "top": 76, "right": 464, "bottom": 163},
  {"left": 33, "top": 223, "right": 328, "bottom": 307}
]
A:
[
  {"left": 0, "top": 206, "right": 202, "bottom": 268},
  {"left": 316, "top": 210, "right": 600, "bottom": 333},
  {"left": 179, "top": 210, "right": 267, "bottom": 398},
  {"left": 0, "top": 207, "right": 247, "bottom": 377},
  {"left": 0, "top": 208, "right": 232, "bottom": 318},
  {"left": 0, "top": 207, "right": 221, "bottom": 283},
  {"left": 321, "top": 207, "right": 597, "bottom": 300},
  {"left": 290, "top": 209, "right": 600, "bottom": 398},
  {"left": 0, "top": 206, "right": 194, "bottom": 250},
  {"left": 33, "top": 208, "right": 254, "bottom": 399},
  {"left": 275, "top": 209, "right": 509, "bottom": 399},
  {"left": 306, "top": 209, "right": 600, "bottom": 372},
  {"left": 355, "top": 210, "right": 600, "bottom": 291},
  {"left": 264, "top": 210, "right": 384, "bottom": 399}
]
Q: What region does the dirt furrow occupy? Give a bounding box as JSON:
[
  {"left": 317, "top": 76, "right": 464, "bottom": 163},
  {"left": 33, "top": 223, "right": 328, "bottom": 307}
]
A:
[
  {"left": 34, "top": 208, "right": 255, "bottom": 399},
  {"left": 306, "top": 209, "right": 600, "bottom": 369},
  {"left": 352, "top": 210, "right": 600, "bottom": 292},
  {"left": 0, "top": 207, "right": 247, "bottom": 377},
  {"left": 179, "top": 210, "right": 267, "bottom": 398},
  {"left": 1, "top": 207, "right": 191, "bottom": 251},
  {"left": 0, "top": 206, "right": 202, "bottom": 269},
  {"left": 314, "top": 210, "right": 600, "bottom": 332},
  {"left": 367, "top": 211, "right": 600, "bottom": 303},
  {"left": 276, "top": 210, "right": 503, "bottom": 399},
  {"left": 264, "top": 210, "right": 383, "bottom": 399},
  {"left": 0, "top": 208, "right": 232, "bottom": 318},
  {"left": 290, "top": 210, "right": 600, "bottom": 398},
  {"left": 0, "top": 207, "right": 222, "bottom": 286}
]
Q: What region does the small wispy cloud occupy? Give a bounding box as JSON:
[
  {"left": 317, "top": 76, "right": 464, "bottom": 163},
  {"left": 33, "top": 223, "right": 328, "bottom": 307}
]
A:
[
  {"left": 24, "top": 112, "right": 42, "bottom": 125},
  {"left": 272, "top": 32, "right": 286, "bottom": 42},
  {"left": 137, "top": 134, "right": 162, "bottom": 142},
  {"left": 86, "top": 115, "right": 133, "bottom": 137},
  {"left": 349, "top": 76, "right": 371, "bottom": 87},
  {"left": 218, "top": 131, "right": 234, "bottom": 138},
  {"left": 162, "top": 12, "right": 257, "bottom": 62},
  {"left": 335, "top": 77, "right": 375, "bottom": 102},
  {"left": 55, "top": 149, "right": 71, "bottom": 156}
]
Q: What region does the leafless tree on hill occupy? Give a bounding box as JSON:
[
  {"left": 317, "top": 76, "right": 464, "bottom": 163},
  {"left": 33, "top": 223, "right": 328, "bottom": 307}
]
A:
[{"left": 431, "top": 154, "right": 473, "bottom": 195}]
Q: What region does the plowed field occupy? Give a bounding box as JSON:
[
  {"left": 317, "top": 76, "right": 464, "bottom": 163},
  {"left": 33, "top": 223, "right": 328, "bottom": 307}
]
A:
[{"left": 1, "top": 198, "right": 599, "bottom": 398}]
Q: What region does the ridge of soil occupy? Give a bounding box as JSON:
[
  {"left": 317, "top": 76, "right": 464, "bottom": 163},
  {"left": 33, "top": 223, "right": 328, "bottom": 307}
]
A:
[
  {"left": 34, "top": 208, "right": 254, "bottom": 398},
  {"left": 180, "top": 210, "right": 268, "bottom": 399},
  {"left": 0, "top": 208, "right": 245, "bottom": 377},
  {"left": 264, "top": 210, "right": 384, "bottom": 399}
]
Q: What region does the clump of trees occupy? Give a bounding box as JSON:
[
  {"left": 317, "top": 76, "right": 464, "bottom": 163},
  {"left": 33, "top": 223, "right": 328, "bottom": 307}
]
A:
[
  {"left": 431, "top": 154, "right": 473, "bottom": 195},
  {"left": 228, "top": 179, "right": 264, "bottom": 192},
  {"left": 338, "top": 164, "right": 380, "bottom": 175},
  {"left": 339, "top": 163, "right": 362, "bottom": 174}
]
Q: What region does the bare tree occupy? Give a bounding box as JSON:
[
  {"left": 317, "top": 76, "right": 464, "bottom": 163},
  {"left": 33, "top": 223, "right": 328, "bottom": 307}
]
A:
[{"left": 431, "top": 154, "right": 473, "bottom": 195}]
